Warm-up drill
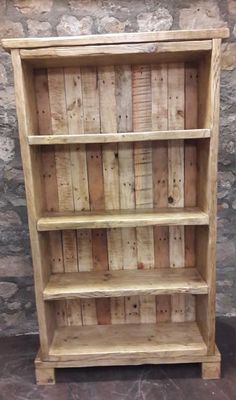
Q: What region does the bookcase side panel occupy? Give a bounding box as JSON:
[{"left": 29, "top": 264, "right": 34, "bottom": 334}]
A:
[
  {"left": 196, "top": 39, "right": 221, "bottom": 354},
  {"left": 11, "top": 50, "right": 56, "bottom": 356}
]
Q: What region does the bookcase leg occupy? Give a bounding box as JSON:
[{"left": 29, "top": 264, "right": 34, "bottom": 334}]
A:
[
  {"left": 201, "top": 361, "right": 221, "bottom": 379},
  {"left": 35, "top": 365, "right": 55, "bottom": 385}
]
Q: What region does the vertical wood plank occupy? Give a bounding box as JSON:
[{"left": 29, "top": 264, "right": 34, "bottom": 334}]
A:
[
  {"left": 35, "top": 69, "right": 67, "bottom": 328},
  {"left": 11, "top": 51, "right": 55, "bottom": 356},
  {"left": 82, "top": 66, "right": 110, "bottom": 325},
  {"left": 48, "top": 68, "right": 78, "bottom": 326},
  {"left": 98, "top": 65, "right": 124, "bottom": 324},
  {"left": 197, "top": 39, "right": 222, "bottom": 353},
  {"left": 132, "top": 65, "right": 156, "bottom": 323},
  {"left": 168, "top": 63, "right": 185, "bottom": 323},
  {"left": 64, "top": 66, "right": 92, "bottom": 326},
  {"left": 185, "top": 63, "right": 198, "bottom": 321},
  {"left": 115, "top": 65, "right": 138, "bottom": 324},
  {"left": 151, "top": 64, "right": 171, "bottom": 322}
]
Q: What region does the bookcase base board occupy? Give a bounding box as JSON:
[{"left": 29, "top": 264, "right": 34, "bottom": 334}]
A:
[{"left": 35, "top": 346, "right": 221, "bottom": 385}]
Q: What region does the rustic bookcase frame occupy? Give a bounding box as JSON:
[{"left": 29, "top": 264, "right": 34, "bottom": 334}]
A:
[{"left": 2, "top": 28, "right": 229, "bottom": 384}]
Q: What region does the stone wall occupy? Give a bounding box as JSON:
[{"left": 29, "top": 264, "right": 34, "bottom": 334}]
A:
[{"left": 0, "top": 0, "right": 235, "bottom": 336}]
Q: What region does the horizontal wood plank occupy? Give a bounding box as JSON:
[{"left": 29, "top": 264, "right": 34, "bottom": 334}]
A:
[
  {"left": 48, "top": 321, "right": 207, "bottom": 362},
  {"left": 28, "top": 129, "right": 210, "bottom": 145},
  {"left": 20, "top": 41, "right": 212, "bottom": 61},
  {"left": 43, "top": 267, "right": 208, "bottom": 300},
  {"left": 37, "top": 208, "right": 209, "bottom": 231},
  {"left": 2, "top": 29, "right": 229, "bottom": 51}
]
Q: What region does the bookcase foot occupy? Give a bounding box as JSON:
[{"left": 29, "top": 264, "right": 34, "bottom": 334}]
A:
[
  {"left": 35, "top": 365, "right": 55, "bottom": 385},
  {"left": 201, "top": 360, "right": 221, "bottom": 380}
]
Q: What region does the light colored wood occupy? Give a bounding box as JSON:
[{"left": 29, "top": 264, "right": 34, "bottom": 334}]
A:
[
  {"left": 5, "top": 30, "right": 224, "bottom": 381},
  {"left": 43, "top": 268, "right": 208, "bottom": 300},
  {"left": 35, "top": 365, "right": 55, "bottom": 385},
  {"left": 2, "top": 29, "right": 229, "bottom": 51},
  {"left": 11, "top": 51, "right": 55, "bottom": 357},
  {"left": 99, "top": 65, "right": 124, "bottom": 324},
  {"left": 152, "top": 63, "right": 171, "bottom": 322},
  {"left": 168, "top": 63, "right": 185, "bottom": 323},
  {"left": 64, "top": 66, "right": 88, "bottom": 326},
  {"left": 132, "top": 65, "right": 155, "bottom": 323},
  {"left": 115, "top": 65, "right": 138, "bottom": 323},
  {"left": 37, "top": 208, "right": 209, "bottom": 231},
  {"left": 34, "top": 69, "right": 67, "bottom": 328},
  {"left": 48, "top": 67, "right": 79, "bottom": 327},
  {"left": 19, "top": 41, "right": 212, "bottom": 62},
  {"left": 184, "top": 63, "right": 198, "bottom": 322},
  {"left": 35, "top": 345, "right": 220, "bottom": 372},
  {"left": 28, "top": 129, "right": 210, "bottom": 145},
  {"left": 65, "top": 68, "right": 95, "bottom": 326},
  {"left": 202, "top": 360, "right": 221, "bottom": 379},
  {"left": 81, "top": 66, "right": 107, "bottom": 325},
  {"left": 48, "top": 321, "right": 207, "bottom": 362},
  {"left": 196, "top": 39, "right": 222, "bottom": 354}
]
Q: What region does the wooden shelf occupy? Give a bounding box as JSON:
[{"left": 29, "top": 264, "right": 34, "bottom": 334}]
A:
[
  {"left": 43, "top": 268, "right": 208, "bottom": 300},
  {"left": 48, "top": 321, "right": 207, "bottom": 363},
  {"left": 37, "top": 208, "right": 209, "bottom": 231},
  {"left": 2, "top": 28, "right": 229, "bottom": 51},
  {"left": 28, "top": 129, "right": 210, "bottom": 145}
]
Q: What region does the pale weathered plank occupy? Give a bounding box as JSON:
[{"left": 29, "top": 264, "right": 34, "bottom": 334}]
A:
[
  {"left": 37, "top": 208, "right": 209, "bottom": 231},
  {"left": 49, "top": 321, "right": 207, "bottom": 362},
  {"left": 34, "top": 68, "right": 67, "bottom": 328},
  {"left": 11, "top": 51, "right": 56, "bottom": 356},
  {"left": 98, "top": 65, "right": 124, "bottom": 324},
  {"left": 48, "top": 67, "right": 80, "bottom": 327},
  {"left": 151, "top": 63, "right": 171, "bottom": 322},
  {"left": 28, "top": 129, "right": 210, "bottom": 145},
  {"left": 132, "top": 64, "right": 156, "bottom": 323},
  {"left": 2, "top": 29, "right": 229, "bottom": 52},
  {"left": 196, "top": 39, "right": 222, "bottom": 354},
  {"left": 81, "top": 66, "right": 110, "bottom": 325},
  {"left": 167, "top": 63, "right": 186, "bottom": 323},
  {"left": 44, "top": 268, "right": 208, "bottom": 300},
  {"left": 64, "top": 66, "right": 90, "bottom": 326},
  {"left": 115, "top": 64, "right": 138, "bottom": 324},
  {"left": 19, "top": 41, "right": 212, "bottom": 63},
  {"left": 184, "top": 63, "right": 198, "bottom": 322}
]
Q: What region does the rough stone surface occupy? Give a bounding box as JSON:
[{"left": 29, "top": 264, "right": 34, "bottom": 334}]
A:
[
  {"left": 0, "top": 137, "right": 15, "bottom": 162},
  {"left": 27, "top": 19, "right": 52, "bottom": 37},
  {"left": 222, "top": 43, "right": 236, "bottom": 70},
  {"left": 98, "top": 16, "right": 127, "bottom": 33},
  {"left": 13, "top": 0, "right": 53, "bottom": 15},
  {"left": 0, "top": 20, "right": 24, "bottom": 38},
  {"left": 56, "top": 15, "right": 93, "bottom": 36},
  {"left": 179, "top": 1, "right": 227, "bottom": 29},
  {"left": 0, "top": 282, "right": 18, "bottom": 299},
  {"left": 0, "top": 0, "right": 235, "bottom": 336},
  {"left": 137, "top": 9, "right": 173, "bottom": 32}
]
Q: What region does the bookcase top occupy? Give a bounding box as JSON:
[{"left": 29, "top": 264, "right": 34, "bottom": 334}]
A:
[{"left": 1, "top": 28, "right": 229, "bottom": 52}]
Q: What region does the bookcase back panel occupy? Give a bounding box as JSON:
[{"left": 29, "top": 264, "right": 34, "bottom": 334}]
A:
[{"left": 34, "top": 62, "right": 199, "bottom": 327}]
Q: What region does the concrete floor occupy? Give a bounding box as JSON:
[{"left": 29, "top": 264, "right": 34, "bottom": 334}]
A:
[{"left": 0, "top": 317, "right": 236, "bottom": 400}]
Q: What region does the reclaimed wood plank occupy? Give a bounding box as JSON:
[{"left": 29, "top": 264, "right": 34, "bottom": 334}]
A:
[
  {"left": 2, "top": 28, "right": 229, "bottom": 51},
  {"left": 82, "top": 66, "right": 110, "bottom": 325},
  {"left": 132, "top": 64, "right": 156, "bottom": 323},
  {"left": 115, "top": 64, "right": 136, "bottom": 324},
  {"left": 28, "top": 129, "right": 211, "bottom": 145},
  {"left": 167, "top": 63, "right": 185, "bottom": 322},
  {"left": 44, "top": 268, "right": 208, "bottom": 300},
  {"left": 184, "top": 63, "right": 198, "bottom": 321},
  {"left": 151, "top": 63, "right": 171, "bottom": 322}
]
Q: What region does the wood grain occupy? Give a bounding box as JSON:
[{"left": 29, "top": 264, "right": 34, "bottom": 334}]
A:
[{"left": 44, "top": 268, "right": 208, "bottom": 300}]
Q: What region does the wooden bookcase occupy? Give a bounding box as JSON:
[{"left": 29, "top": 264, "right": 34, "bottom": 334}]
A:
[{"left": 2, "top": 28, "right": 229, "bottom": 384}]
